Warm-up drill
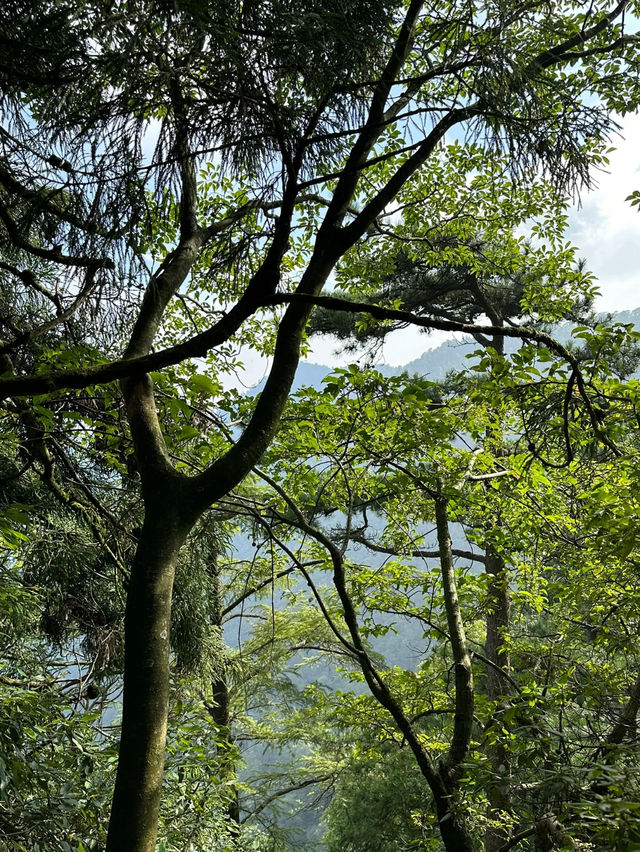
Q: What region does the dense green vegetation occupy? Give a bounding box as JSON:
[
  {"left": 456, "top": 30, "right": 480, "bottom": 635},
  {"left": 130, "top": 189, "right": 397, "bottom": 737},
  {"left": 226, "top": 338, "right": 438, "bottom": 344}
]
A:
[{"left": 2, "top": 1, "right": 640, "bottom": 849}]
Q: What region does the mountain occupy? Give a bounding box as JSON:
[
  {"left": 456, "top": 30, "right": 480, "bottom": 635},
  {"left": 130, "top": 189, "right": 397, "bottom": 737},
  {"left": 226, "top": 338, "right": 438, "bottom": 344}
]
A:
[
  {"left": 235, "top": 307, "right": 640, "bottom": 840},
  {"left": 285, "top": 307, "right": 640, "bottom": 392}
]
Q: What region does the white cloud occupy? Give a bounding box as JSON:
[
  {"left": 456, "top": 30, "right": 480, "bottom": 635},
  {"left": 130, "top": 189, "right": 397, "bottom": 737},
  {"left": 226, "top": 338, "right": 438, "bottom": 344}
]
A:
[{"left": 567, "top": 112, "right": 640, "bottom": 312}]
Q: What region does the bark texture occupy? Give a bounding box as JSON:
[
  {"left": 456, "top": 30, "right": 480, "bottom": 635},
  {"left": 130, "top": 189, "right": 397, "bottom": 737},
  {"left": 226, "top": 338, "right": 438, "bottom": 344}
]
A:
[
  {"left": 485, "top": 543, "right": 513, "bottom": 852},
  {"left": 106, "top": 488, "right": 194, "bottom": 852},
  {"left": 210, "top": 564, "right": 240, "bottom": 827}
]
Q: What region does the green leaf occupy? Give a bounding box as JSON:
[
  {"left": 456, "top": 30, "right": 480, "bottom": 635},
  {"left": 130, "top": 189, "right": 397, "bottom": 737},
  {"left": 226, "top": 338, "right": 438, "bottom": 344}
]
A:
[{"left": 187, "top": 373, "right": 220, "bottom": 397}]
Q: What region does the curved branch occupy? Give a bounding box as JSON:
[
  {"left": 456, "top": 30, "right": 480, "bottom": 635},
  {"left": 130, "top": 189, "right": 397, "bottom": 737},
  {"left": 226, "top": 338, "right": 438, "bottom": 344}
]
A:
[
  {"left": 0, "top": 291, "right": 620, "bottom": 472},
  {"left": 253, "top": 467, "right": 442, "bottom": 790},
  {"left": 593, "top": 668, "right": 640, "bottom": 761},
  {"left": 523, "top": 0, "right": 630, "bottom": 76},
  {"left": 350, "top": 530, "right": 486, "bottom": 564},
  {"left": 0, "top": 267, "right": 99, "bottom": 354},
  {"left": 0, "top": 199, "right": 114, "bottom": 270},
  {"left": 265, "top": 293, "right": 621, "bottom": 456},
  {"left": 496, "top": 825, "right": 536, "bottom": 852},
  {"left": 241, "top": 773, "right": 334, "bottom": 823}
]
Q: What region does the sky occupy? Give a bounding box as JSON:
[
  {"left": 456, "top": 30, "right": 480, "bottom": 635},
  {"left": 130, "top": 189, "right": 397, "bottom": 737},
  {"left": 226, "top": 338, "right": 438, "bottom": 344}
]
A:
[
  {"left": 305, "top": 111, "right": 640, "bottom": 371},
  {"left": 230, "top": 111, "right": 640, "bottom": 387},
  {"left": 567, "top": 111, "right": 640, "bottom": 315}
]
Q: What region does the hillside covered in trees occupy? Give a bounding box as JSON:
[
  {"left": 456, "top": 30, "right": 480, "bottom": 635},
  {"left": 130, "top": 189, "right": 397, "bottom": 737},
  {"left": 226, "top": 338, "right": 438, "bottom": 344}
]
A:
[{"left": 2, "top": 1, "right": 640, "bottom": 850}]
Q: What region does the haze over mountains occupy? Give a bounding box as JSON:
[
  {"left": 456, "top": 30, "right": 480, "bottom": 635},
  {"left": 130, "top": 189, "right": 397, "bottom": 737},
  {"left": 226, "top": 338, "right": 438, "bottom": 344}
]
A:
[{"left": 285, "top": 307, "right": 640, "bottom": 392}]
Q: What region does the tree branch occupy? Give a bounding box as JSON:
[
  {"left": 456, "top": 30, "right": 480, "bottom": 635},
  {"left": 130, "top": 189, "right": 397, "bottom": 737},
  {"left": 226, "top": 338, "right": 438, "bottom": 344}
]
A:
[
  {"left": 253, "top": 467, "right": 443, "bottom": 790},
  {"left": 241, "top": 773, "right": 334, "bottom": 823},
  {"left": 350, "top": 530, "right": 486, "bottom": 564},
  {"left": 523, "top": 0, "right": 630, "bottom": 76},
  {"left": 433, "top": 482, "right": 474, "bottom": 773},
  {"left": 593, "top": 668, "right": 640, "bottom": 761},
  {"left": 318, "top": 0, "right": 425, "bottom": 227},
  {"left": 0, "top": 199, "right": 114, "bottom": 270}
]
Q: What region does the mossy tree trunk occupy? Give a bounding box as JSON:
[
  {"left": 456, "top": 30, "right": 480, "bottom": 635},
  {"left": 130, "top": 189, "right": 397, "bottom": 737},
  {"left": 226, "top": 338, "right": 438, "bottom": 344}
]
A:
[{"left": 106, "top": 486, "right": 195, "bottom": 851}]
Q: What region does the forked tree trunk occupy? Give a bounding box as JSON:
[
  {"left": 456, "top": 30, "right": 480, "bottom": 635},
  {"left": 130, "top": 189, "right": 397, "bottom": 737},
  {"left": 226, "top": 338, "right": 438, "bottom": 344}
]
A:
[{"left": 106, "top": 494, "right": 194, "bottom": 852}]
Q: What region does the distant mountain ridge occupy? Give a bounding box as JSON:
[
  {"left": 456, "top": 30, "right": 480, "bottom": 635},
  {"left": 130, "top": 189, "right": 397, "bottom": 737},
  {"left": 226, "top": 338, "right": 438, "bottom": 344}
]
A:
[{"left": 286, "top": 307, "right": 640, "bottom": 391}]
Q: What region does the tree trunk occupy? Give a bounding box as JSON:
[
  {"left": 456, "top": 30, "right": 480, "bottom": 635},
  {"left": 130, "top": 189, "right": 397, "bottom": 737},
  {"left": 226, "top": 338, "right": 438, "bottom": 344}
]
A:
[
  {"left": 211, "top": 674, "right": 240, "bottom": 826},
  {"left": 106, "top": 499, "right": 193, "bottom": 852},
  {"left": 485, "top": 543, "right": 513, "bottom": 852},
  {"left": 433, "top": 782, "right": 478, "bottom": 852},
  {"left": 485, "top": 545, "right": 511, "bottom": 699},
  {"left": 210, "top": 564, "right": 240, "bottom": 827},
  {"left": 432, "top": 489, "right": 478, "bottom": 851}
]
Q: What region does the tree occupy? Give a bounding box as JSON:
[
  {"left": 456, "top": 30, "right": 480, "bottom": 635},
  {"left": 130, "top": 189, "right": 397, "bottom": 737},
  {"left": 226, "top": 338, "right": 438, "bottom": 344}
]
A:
[
  {"left": 1, "top": 1, "right": 640, "bottom": 849},
  {"left": 307, "top": 223, "right": 599, "bottom": 850},
  {"left": 248, "top": 320, "right": 640, "bottom": 848}
]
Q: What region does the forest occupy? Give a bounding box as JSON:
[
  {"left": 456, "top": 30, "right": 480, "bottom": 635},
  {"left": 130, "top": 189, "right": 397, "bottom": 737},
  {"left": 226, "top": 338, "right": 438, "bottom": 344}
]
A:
[{"left": 2, "top": 1, "right": 640, "bottom": 850}]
